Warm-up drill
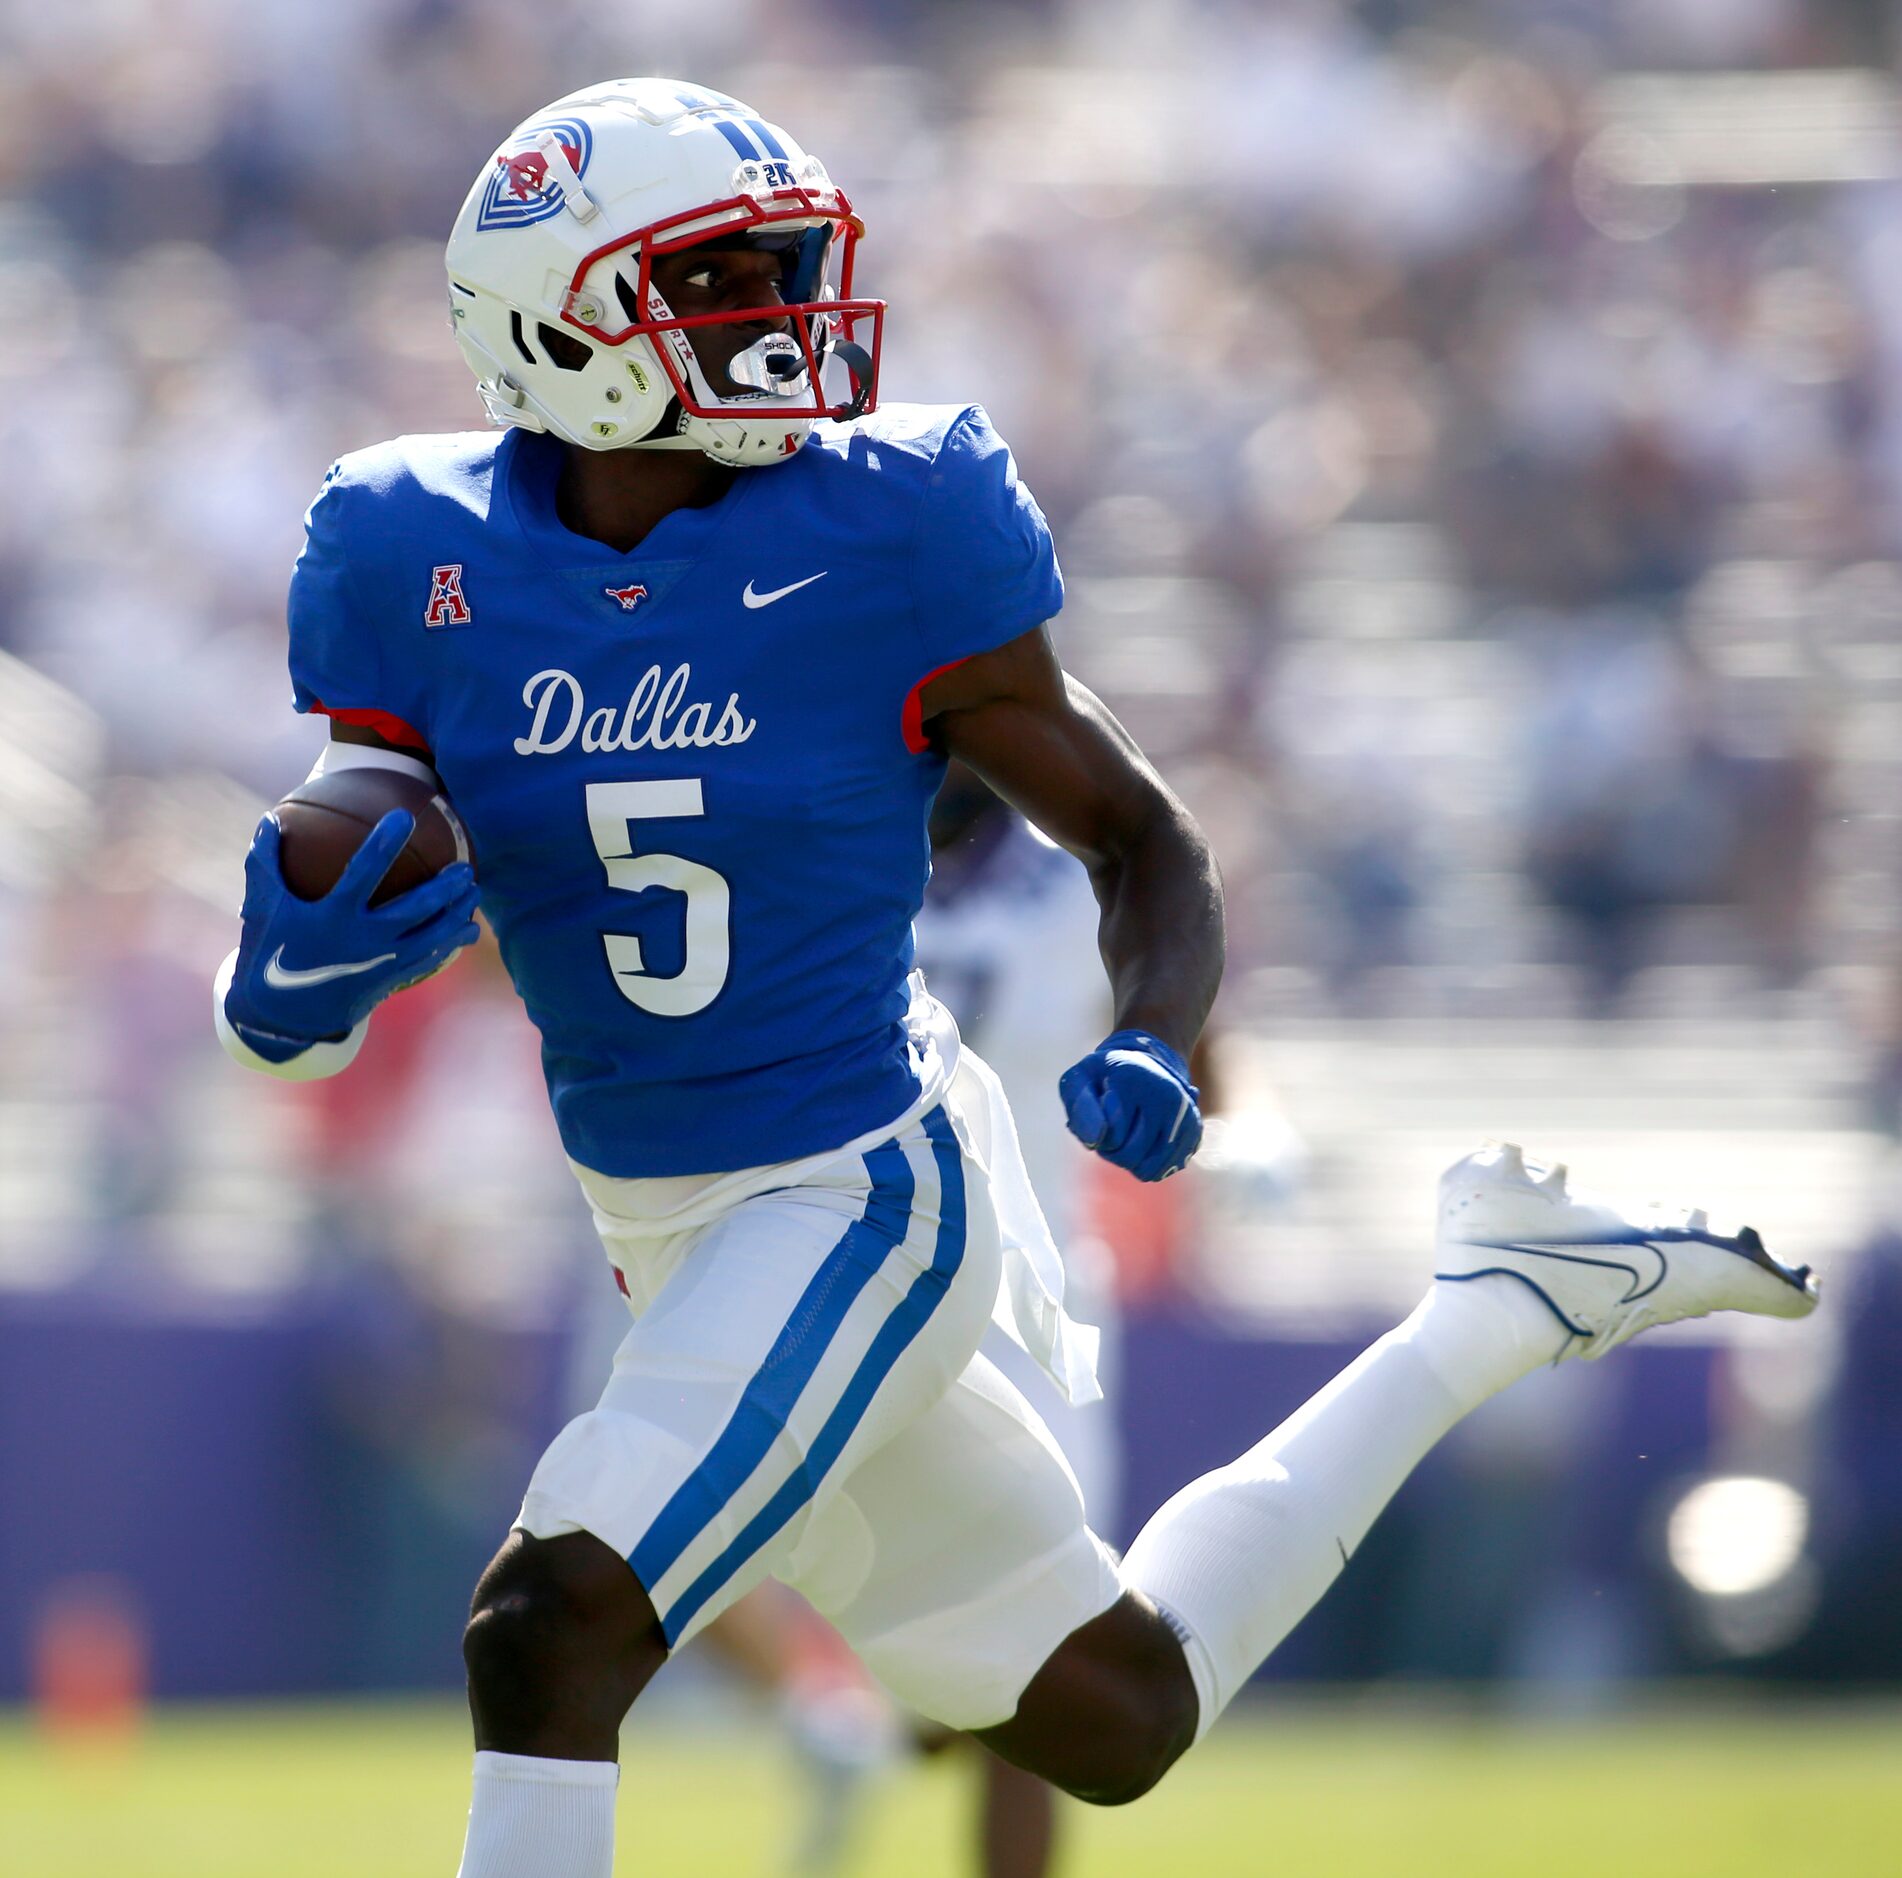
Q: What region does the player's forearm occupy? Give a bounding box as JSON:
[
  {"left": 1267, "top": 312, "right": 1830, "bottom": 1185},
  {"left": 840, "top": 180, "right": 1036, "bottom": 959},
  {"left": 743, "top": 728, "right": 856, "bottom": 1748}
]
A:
[{"left": 1088, "top": 804, "right": 1225, "bottom": 1059}]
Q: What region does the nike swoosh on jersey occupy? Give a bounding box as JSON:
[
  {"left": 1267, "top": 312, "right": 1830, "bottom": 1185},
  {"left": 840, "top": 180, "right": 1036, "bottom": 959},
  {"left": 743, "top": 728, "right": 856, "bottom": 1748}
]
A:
[
  {"left": 742, "top": 571, "right": 827, "bottom": 608},
  {"left": 263, "top": 945, "right": 399, "bottom": 990}
]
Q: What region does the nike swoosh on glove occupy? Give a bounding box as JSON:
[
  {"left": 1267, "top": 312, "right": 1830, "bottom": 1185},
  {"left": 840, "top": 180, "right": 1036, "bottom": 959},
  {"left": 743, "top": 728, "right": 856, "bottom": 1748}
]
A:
[
  {"left": 223, "top": 810, "right": 480, "bottom": 1061},
  {"left": 1059, "top": 1028, "right": 1204, "bottom": 1182}
]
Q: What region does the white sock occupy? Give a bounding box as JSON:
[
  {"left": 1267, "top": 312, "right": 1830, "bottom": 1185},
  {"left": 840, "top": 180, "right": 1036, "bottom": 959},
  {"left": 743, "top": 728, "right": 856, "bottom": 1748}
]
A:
[
  {"left": 1122, "top": 1276, "right": 1567, "bottom": 1739},
  {"left": 455, "top": 1751, "right": 618, "bottom": 1878}
]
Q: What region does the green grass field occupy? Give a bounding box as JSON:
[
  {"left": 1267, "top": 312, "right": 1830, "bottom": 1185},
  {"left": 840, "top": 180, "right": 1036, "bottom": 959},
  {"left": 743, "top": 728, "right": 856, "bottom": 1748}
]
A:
[{"left": 3, "top": 1697, "right": 1897, "bottom": 1877}]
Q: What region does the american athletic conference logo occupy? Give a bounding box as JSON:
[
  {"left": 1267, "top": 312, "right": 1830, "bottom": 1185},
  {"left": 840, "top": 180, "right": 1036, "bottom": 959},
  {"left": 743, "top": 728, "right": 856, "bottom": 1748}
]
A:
[
  {"left": 476, "top": 119, "right": 595, "bottom": 231},
  {"left": 424, "top": 564, "right": 473, "bottom": 628}
]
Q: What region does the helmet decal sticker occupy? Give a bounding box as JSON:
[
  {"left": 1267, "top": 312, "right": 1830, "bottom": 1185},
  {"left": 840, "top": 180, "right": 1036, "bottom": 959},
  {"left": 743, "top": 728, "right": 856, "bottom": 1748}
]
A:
[{"left": 477, "top": 119, "right": 595, "bottom": 231}]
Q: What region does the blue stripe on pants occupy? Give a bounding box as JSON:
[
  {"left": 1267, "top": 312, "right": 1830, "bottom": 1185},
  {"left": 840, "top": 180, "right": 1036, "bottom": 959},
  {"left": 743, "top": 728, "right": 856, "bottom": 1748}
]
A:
[
  {"left": 658, "top": 1107, "right": 969, "bottom": 1642},
  {"left": 628, "top": 1138, "right": 916, "bottom": 1598}
]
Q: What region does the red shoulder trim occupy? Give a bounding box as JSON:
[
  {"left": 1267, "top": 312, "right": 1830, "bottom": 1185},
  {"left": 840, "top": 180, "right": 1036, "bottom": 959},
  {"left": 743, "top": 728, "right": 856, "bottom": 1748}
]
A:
[
  {"left": 901, "top": 657, "right": 974, "bottom": 754},
  {"left": 307, "top": 699, "right": 431, "bottom": 754}
]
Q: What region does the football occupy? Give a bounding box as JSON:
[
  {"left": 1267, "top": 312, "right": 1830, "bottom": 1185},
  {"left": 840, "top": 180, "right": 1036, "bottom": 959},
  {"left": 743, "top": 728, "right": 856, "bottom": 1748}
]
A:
[{"left": 273, "top": 767, "right": 473, "bottom": 908}]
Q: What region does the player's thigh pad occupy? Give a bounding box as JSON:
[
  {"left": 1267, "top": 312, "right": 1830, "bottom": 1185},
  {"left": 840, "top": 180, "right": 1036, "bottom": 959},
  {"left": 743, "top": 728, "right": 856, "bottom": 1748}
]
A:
[
  {"left": 517, "top": 1105, "right": 1001, "bottom": 1649},
  {"left": 784, "top": 1346, "right": 1123, "bottom": 1731}
]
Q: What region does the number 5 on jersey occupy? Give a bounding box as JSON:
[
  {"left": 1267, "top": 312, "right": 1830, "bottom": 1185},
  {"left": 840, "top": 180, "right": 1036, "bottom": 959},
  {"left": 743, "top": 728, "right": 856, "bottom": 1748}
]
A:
[{"left": 585, "top": 780, "right": 730, "bottom": 1016}]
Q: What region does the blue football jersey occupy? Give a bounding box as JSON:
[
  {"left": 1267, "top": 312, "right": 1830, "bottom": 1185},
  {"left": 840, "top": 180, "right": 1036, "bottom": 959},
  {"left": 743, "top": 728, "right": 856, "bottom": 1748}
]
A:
[{"left": 286, "top": 404, "right": 1063, "bottom": 1176}]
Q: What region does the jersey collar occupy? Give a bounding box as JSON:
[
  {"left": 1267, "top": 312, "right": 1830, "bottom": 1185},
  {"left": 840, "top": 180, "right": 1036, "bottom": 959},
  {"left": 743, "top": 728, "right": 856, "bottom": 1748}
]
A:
[{"left": 497, "top": 428, "right": 761, "bottom": 570}]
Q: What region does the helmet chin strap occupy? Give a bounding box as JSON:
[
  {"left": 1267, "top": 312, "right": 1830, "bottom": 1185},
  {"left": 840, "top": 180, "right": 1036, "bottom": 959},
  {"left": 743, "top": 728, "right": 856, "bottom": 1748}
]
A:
[{"left": 828, "top": 340, "right": 875, "bottom": 420}]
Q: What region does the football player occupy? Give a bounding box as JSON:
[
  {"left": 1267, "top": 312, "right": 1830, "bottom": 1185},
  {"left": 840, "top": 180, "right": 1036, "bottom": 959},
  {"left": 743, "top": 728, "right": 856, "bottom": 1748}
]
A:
[{"left": 215, "top": 81, "right": 1820, "bottom": 1878}]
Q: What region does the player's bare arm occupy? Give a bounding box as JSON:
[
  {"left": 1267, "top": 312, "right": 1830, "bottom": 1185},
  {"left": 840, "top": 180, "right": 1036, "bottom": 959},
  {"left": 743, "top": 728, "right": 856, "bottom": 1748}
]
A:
[{"left": 919, "top": 625, "right": 1223, "bottom": 1062}]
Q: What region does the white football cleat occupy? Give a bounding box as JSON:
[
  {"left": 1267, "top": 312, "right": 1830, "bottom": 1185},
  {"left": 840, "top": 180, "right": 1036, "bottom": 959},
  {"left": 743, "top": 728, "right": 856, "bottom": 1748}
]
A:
[{"left": 1435, "top": 1142, "right": 1819, "bottom": 1361}]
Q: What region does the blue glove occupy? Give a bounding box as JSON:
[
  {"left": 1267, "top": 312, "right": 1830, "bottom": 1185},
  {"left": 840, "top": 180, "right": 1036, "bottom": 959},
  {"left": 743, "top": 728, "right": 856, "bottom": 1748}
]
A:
[
  {"left": 224, "top": 810, "right": 480, "bottom": 1061},
  {"left": 1059, "top": 1028, "right": 1203, "bottom": 1182}
]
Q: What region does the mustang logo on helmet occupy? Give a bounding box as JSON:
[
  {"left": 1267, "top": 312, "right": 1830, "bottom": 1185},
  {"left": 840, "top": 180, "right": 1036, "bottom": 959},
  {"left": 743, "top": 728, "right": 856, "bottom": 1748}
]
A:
[{"left": 476, "top": 119, "right": 594, "bottom": 231}]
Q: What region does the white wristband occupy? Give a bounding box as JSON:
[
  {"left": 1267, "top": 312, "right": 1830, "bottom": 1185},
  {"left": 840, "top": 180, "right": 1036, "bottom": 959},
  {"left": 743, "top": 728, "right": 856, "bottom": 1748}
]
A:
[{"left": 212, "top": 948, "right": 370, "bottom": 1081}]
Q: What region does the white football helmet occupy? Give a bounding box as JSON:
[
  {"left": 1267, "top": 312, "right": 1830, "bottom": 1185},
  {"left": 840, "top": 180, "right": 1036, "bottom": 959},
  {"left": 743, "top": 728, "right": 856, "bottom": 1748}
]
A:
[{"left": 444, "top": 79, "right": 882, "bottom": 468}]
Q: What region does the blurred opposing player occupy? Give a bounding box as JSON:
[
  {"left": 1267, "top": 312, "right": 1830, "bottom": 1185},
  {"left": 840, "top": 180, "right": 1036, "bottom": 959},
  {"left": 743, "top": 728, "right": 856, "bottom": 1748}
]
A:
[{"left": 215, "top": 80, "right": 1820, "bottom": 1878}]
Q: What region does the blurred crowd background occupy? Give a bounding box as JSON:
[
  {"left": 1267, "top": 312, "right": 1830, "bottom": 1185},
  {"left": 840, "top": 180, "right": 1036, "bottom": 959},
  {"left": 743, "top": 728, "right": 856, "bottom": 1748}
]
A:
[{"left": 3, "top": 0, "right": 1902, "bottom": 1714}]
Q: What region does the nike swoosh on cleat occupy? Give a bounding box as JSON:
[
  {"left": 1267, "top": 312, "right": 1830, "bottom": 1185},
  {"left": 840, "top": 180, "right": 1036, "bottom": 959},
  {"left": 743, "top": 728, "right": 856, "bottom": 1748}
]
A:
[
  {"left": 1483, "top": 1239, "right": 1671, "bottom": 1304},
  {"left": 742, "top": 572, "right": 827, "bottom": 608},
  {"left": 263, "top": 945, "right": 399, "bottom": 990}
]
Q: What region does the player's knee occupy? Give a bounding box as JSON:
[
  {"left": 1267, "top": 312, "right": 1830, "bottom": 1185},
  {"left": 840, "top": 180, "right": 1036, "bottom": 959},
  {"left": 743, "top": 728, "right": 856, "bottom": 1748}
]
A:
[
  {"left": 1056, "top": 1672, "right": 1196, "bottom": 1807},
  {"left": 463, "top": 1531, "right": 664, "bottom": 1716},
  {"left": 462, "top": 1579, "right": 559, "bottom": 1706},
  {"left": 982, "top": 1594, "right": 1199, "bottom": 1807}
]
